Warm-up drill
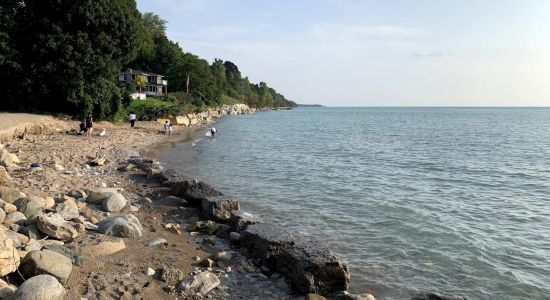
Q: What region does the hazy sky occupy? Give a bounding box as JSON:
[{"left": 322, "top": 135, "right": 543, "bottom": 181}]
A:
[{"left": 136, "top": 0, "right": 550, "bottom": 106}]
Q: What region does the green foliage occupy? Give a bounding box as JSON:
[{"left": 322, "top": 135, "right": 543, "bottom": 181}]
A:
[
  {"left": 1, "top": 0, "right": 145, "bottom": 118},
  {"left": 128, "top": 99, "right": 184, "bottom": 121},
  {"left": 0, "top": 2, "right": 296, "bottom": 120},
  {"left": 220, "top": 94, "right": 240, "bottom": 105},
  {"left": 142, "top": 12, "right": 167, "bottom": 38}
]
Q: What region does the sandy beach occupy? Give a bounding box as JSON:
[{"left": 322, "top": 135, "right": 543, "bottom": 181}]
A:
[{"left": 0, "top": 113, "right": 332, "bottom": 300}]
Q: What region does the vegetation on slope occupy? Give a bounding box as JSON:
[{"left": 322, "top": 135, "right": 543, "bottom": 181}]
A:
[{"left": 0, "top": 1, "right": 296, "bottom": 120}]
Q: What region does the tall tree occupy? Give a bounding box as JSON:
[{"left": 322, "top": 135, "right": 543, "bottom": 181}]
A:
[
  {"left": 9, "top": 0, "right": 145, "bottom": 118},
  {"left": 142, "top": 12, "right": 167, "bottom": 38}
]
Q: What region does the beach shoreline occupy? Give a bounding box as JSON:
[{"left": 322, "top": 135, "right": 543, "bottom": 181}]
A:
[{"left": 0, "top": 112, "right": 357, "bottom": 300}]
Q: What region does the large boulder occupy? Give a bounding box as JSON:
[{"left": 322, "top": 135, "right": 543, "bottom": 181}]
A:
[
  {"left": 20, "top": 249, "right": 73, "bottom": 285},
  {"left": 240, "top": 223, "right": 350, "bottom": 295},
  {"left": 179, "top": 181, "right": 223, "bottom": 207},
  {"left": 15, "top": 196, "right": 51, "bottom": 224},
  {"left": 177, "top": 271, "right": 220, "bottom": 297},
  {"left": 0, "top": 230, "right": 19, "bottom": 276},
  {"left": 36, "top": 214, "right": 78, "bottom": 241},
  {"left": 278, "top": 241, "right": 350, "bottom": 295},
  {"left": 97, "top": 214, "right": 142, "bottom": 238},
  {"left": 12, "top": 274, "right": 66, "bottom": 300},
  {"left": 202, "top": 195, "right": 240, "bottom": 221},
  {"left": 55, "top": 202, "right": 79, "bottom": 221},
  {"left": 101, "top": 192, "right": 126, "bottom": 212}
]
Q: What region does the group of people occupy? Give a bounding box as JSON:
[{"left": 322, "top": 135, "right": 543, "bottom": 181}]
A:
[{"left": 78, "top": 112, "right": 217, "bottom": 139}]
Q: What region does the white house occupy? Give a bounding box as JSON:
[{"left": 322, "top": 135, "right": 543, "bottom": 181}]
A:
[{"left": 118, "top": 69, "right": 168, "bottom": 100}]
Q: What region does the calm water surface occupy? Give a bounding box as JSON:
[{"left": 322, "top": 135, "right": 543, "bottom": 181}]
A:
[{"left": 160, "top": 108, "right": 550, "bottom": 300}]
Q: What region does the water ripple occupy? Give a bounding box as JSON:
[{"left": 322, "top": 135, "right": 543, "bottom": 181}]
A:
[{"left": 160, "top": 108, "right": 550, "bottom": 299}]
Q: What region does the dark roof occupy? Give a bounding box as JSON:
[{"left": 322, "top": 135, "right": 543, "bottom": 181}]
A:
[{"left": 119, "top": 70, "right": 164, "bottom": 77}]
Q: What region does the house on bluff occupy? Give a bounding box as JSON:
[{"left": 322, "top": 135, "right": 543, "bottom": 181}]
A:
[{"left": 118, "top": 69, "right": 168, "bottom": 100}]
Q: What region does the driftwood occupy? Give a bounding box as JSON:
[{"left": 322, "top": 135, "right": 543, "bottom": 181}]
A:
[{"left": 89, "top": 145, "right": 106, "bottom": 166}]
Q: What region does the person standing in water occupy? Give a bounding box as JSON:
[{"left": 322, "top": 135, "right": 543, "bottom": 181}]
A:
[
  {"left": 163, "top": 121, "right": 170, "bottom": 135},
  {"left": 85, "top": 114, "right": 93, "bottom": 139}
]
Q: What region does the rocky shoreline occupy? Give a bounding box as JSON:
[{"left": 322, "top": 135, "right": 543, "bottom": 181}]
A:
[{"left": 0, "top": 111, "right": 470, "bottom": 300}]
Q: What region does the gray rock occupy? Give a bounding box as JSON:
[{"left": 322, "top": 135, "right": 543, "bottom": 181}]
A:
[
  {"left": 42, "top": 244, "right": 84, "bottom": 266},
  {"left": 36, "top": 214, "right": 78, "bottom": 241},
  {"left": 230, "top": 210, "right": 263, "bottom": 231},
  {"left": 202, "top": 195, "right": 240, "bottom": 221},
  {"left": 12, "top": 274, "right": 66, "bottom": 300},
  {"left": 177, "top": 271, "right": 220, "bottom": 297},
  {"left": 14, "top": 196, "right": 50, "bottom": 214},
  {"left": 97, "top": 214, "right": 142, "bottom": 238},
  {"left": 0, "top": 282, "right": 15, "bottom": 299},
  {"left": 101, "top": 192, "right": 126, "bottom": 212},
  {"left": 20, "top": 224, "right": 47, "bottom": 240},
  {"left": 24, "top": 239, "right": 42, "bottom": 252},
  {"left": 159, "top": 169, "right": 183, "bottom": 187},
  {"left": 85, "top": 188, "right": 120, "bottom": 204},
  {"left": 171, "top": 180, "right": 223, "bottom": 206},
  {"left": 5, "top": 211, "right": 26, "bottom": 225},
  {"left": 147, "top": 238, "right": 167, "bottom": 247},
  {"left": 240, "top": 223, "right": 350, "bottom": 295},
  {"left": 4, "top": 230, "right": 28, "bottom": 247},
  {"left": 20, "top": 250, "right": 73, "bottom": 285},
  {"left": 55, "top": 203, "right": 79, "bottom": 220},
  {"left": 229, "top": 232, "right": 242, "bottom": 242}
]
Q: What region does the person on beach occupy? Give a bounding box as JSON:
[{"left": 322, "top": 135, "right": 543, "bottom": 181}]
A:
[
  {"left": 129, "top": 112, "right": 136, "bottom": 128},
  {"left": 85, "top": 114, "right": 93, "bottom": 139},
  {"left": 169, "top": 124, "right": 173, "bottom": 138},
  {"left": 79, "top": 119, "right": 87, "bottom": 135},
  {"left": 210, "top": 127, "right": 217, "bottom": 136},
  {"left": 163, "top": 121, "right": 170, "bottom": 135}
]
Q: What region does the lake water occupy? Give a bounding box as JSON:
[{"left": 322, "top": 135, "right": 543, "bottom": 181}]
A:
[{"left": 159, "top": 107, "right": 550, "bottom": 299}]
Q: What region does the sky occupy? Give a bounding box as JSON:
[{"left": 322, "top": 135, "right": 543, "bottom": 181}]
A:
[{"left": 136, "top": 0, "right": 550, "bottom": 106}]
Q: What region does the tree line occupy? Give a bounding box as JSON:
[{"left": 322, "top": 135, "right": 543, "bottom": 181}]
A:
[{"left": 0, "top": 0, "right": 296, "bottom": 120}]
